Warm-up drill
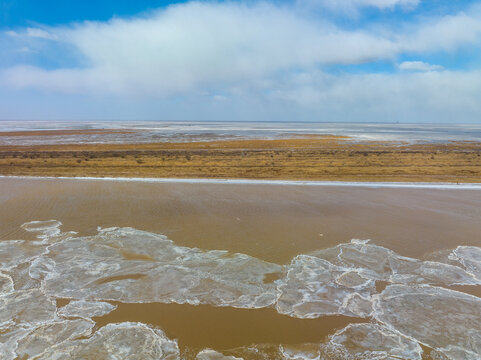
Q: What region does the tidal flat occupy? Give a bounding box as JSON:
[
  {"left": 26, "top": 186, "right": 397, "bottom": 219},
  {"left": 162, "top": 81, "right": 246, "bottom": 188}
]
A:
[{"left": 0, "top": 131, "right": 480, "bottom": 182}]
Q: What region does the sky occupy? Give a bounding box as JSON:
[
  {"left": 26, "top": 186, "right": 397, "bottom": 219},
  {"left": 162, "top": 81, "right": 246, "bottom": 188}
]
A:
[{"left": 0, "top": 0, "right": 481, "bottom": 123}]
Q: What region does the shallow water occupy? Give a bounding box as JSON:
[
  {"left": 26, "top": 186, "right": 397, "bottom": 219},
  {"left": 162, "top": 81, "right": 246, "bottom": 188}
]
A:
[{"left": 1, "top": 178, "right": 481, "bottom": 359}]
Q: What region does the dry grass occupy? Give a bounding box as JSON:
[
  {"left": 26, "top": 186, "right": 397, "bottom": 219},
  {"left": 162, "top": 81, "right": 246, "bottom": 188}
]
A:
[{"left": 1, "top": 137, "right": 480, "bottom": 182}]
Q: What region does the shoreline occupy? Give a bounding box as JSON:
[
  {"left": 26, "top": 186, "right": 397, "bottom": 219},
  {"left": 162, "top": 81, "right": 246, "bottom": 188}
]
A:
[{"left": 2, "top": 175, "right": 481, "bottom": 189}]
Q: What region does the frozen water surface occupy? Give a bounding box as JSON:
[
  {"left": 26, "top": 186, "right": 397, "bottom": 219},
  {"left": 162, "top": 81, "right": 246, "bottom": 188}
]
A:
[{"left": 0, "top": 221, "right": 480, "bottom": 359}]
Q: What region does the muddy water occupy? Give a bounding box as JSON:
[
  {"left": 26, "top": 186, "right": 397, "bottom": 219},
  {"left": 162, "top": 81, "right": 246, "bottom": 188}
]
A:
[{"left": 1, "top": 177, "right": 481, "bottom": 359}]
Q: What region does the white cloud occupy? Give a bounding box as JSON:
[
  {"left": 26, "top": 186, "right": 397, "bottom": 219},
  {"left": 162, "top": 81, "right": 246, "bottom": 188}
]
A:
[
  {"left": 2, "top": 1, "right": 481, "bottom": 97},
  {"left": 2, "top": 68, "right": 481, "bottom": 123},
  {"left": 266, "top": 69, "right": 481, "bottom": 122},
  {"left": 398, "top": 61, "right": 444, "bottom": 72},
  {"left": 25, "top": 27, "right": 57, "bottom": 40},
  {"left": 212, "top": 95, "right": 228, "bottom": 102},
  {"left": 1, "top": 1, "right": 481, "bottom": 123},
  {"left": 5, "top": 27, "right": 57, "bottom": 40},
  {"left": 297, "top": 0, "right": 420, "bottom": 15}
]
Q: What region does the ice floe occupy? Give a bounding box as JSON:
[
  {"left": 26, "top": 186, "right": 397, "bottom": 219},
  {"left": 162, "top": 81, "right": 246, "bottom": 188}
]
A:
[
  {"left": 373, "top": 284, "right": 481, "bottom": 360},
  {"left": 312, "top": 239, "right": 480, "bottom": 286},
  {"left": 0, "top": 271, "right": 14, "bottom": 295},
  {"left": 448, "top": 246, "right": 481, "bottom": 281},
  {"left": 0, "top": 240, "right": 46, "bottom": 270},
  {"left": 196, "top": 349, "right": 243, "bottom": 360},
  {"left": 57, "top": 300, "right": 117, "bottom": 318},
  {"left": 0, "top": 322, "right": 32, "bottom": 360},
  {"left": 33, "top": 227, "right": 282, "bottom": 308},
  {"left": 15, "top": 319, "right": 95, "bottom": 359},
  {"left": 21, "top": 220, "right": 63, "bottom": 242},
  {"left": 34, "top": 322, "right": 180, "bottom": 360},
  {"left": 0, "top": 289, "right": 57, "bottom": 325},
  {"left": 276, "top": 255, "right": 375, "bottom": 318},
  {"left": 319, "top": 323, "right": 422, "bottom": 360},
  {"left": 278, "top": 344, "right": 322, "bottom": 360}
]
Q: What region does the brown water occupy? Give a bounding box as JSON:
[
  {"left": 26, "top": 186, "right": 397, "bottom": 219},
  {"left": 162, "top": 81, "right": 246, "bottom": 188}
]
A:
[{"left": 1, "top": 178, "right": 481, "bottom": 359}]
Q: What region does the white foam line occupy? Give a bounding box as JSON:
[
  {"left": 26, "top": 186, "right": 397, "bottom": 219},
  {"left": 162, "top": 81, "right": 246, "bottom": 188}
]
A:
[{"left": 1, "top": 175, "right": 481, "bottom": 189}]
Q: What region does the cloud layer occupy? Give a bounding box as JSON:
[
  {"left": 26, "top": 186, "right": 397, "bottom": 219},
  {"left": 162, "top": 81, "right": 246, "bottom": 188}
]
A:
[{"left": 1, "top": 0, "right": 481, "bottom": 122}]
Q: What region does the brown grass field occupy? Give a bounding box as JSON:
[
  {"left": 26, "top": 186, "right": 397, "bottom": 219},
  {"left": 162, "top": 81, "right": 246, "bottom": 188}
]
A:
[{"left": 1, "top": 133, "right": 481, "bottom": 182}]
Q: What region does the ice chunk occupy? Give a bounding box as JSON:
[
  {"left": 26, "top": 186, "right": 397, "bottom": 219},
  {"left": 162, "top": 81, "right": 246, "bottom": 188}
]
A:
[
  {"left": 319, "top": 323, "right": 422, "bottom": 360},
  {"left": 0, "top": 289, "right": 56, "bottom": 325},
  {"left": 279, "top": 345, "right": 321, "bottom": 359},
  {"left": 15, "top": 319, "right": 95, "bottom": 359},
  {"left": 226, "top": 344, "right": 294, "bottom": 359},
  {"left": 0, "top": 322, "right": 31, "bottom": 360},
  {"left": 373, "top": 284, "right": 481, "bottom": 360},
  {"left": 0, "top": 271, "right": 14, "bottom": 295},
  {"left": 7, "top": 261, "right": 42, "bottom": 291},
  {"left": 313, "top": 240, "right": 480, "bottom": 286},
  {"left": 21, "top": 220, "right": 62, "bottom": 233},
  {"left": 58, "top": 300, "right": 117, "bottom": 318},
  {"left": 449, "top": 246, "right": 481, "bottom": 280},
  {"left": 276, "top": 255, "right": 375, "bottom": 318},
  {"left": 196, "top": 349, "right": 243, "bottom": 359},
  {"left": 0, "top": 240, "right": 46, "bottom": 270},
  {"left": 21, "top": 220, "right": 62, "bottom": 241},
  {"left": 388, "top": 257, "right": 480, "bottom": 285},
  {"left": 36, "top": 322, "right": 180, "bottom": 360},
  {"left": 430, "top": 346, "right": 481, "bottom": 360},
  {"left": 313, "top": 240, "right": 394, "bottom": 281}
]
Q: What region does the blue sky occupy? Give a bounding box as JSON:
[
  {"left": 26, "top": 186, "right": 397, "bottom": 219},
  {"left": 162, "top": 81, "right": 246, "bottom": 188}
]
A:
[
  {"left": 1, "top": 0, "right": 481, "bottom": 122},
  {"left": 1, "top": 1, "right": 187, "bottom": 26}
]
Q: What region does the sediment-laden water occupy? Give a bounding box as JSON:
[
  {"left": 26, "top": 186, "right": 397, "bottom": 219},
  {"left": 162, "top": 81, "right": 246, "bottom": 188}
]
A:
[{"left": 1, "top": 178, "right": 481, "bottom": 359}]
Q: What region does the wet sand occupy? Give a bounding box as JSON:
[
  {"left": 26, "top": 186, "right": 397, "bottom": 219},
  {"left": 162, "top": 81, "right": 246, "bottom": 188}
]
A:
[{"left": 1, "top": 177, "right": 481, "bottom": 359}]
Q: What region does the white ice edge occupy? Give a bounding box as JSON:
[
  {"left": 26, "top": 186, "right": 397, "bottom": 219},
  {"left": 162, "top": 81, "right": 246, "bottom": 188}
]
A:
[{"left": 1, "top": 175, "right": 481, "bottom": 189}]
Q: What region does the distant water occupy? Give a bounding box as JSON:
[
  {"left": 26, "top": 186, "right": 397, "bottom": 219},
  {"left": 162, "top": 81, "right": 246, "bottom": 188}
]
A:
[{"left": 1, "top": 121, "right": 481, "bottom": 145}]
